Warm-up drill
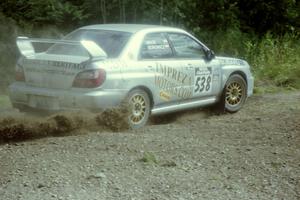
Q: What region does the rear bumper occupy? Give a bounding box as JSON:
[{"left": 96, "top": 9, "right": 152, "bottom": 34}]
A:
[{"left": 9, "top": 82, "right": 128, "bottom": 111}]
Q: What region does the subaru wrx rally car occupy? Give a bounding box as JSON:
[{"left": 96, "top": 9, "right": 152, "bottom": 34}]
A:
[{"left": 9, "top": 24, "right": 254, "bottom": 128}]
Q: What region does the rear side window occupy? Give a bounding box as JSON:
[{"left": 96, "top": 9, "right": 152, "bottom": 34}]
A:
[
  {"left": 140, "top": 33, "right": 173, "bottom": 59},
  {"left": 167, "top": 33, "right": 205, "bottom": 59}
]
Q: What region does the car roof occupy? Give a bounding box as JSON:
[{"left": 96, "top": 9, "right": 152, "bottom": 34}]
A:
[{"left": 80, "top": 24, "right": 184, "bottom": 34}]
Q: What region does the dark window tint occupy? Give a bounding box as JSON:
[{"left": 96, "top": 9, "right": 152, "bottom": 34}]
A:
[
  {"left": 168, "top": 33, "right": 205, "bottom": 58},
  {"left": 140, "top": 33, "right": 173, "bottom": 59},
  {"left": 47, "top": 29, "right": 132, "bottom": 58}
]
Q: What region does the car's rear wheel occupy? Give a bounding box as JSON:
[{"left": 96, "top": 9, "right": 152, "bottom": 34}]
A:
[
  {"left": 223, "top": 74, "right": 247, "bottom": 113},
  {"left": 127, "top": 89, "right": 151, "bottom": 129}
]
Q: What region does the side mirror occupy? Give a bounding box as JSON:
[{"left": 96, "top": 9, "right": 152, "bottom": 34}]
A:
[{"left": 205, "top": 49, "right": 215, "bottom": 61}]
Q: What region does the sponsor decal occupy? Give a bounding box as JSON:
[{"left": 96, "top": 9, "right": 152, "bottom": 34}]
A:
[
  {"left": 145, "top": 39, "right": 170, "bottom": 50},
  {"left": 218, "top": 58, "right": 244, "bottom": 66},
  {"left": 159, "top": 91, "right": 171, "bottom": 101},
  {"left": 23, "top": 59, "right": 86, "bottom": 70},
  {"left": 155, "top": 63, "right": 193, "bottom": 100},
  {"left": 25, "top": 67, "right": 76, "bottom": 76},
  {"left": 147, "top": 44, "right": 170, "bottom": 50}
]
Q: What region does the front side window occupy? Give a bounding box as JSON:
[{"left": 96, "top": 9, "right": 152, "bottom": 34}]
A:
[
  {"left": 167, "top": 33, "right": 205, "bottom": 59},
  {"left": 140, "top": 33, "right": 173, "bottom": 59}
]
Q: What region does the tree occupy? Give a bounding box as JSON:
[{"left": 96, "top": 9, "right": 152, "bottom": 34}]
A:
[
  {"left": 0, "top": 0, "right": 86, "bottom": 31},
  {"left": 237, "top": 0, "right": 299, "bottom": 35}
]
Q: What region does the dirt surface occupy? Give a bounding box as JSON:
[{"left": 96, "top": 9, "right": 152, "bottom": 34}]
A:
[{"left": 0, "top": 92, "right": 300, "bottom": 200}]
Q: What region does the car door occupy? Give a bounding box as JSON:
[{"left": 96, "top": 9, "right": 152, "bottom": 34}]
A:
[
  {"left": 167, "top": 32, "right": 221, "bottom": 100},
  {"left": 137, "top": 32, "right": 193, "bottom": 106}
]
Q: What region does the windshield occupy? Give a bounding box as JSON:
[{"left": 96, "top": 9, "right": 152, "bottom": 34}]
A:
[{"left": 47, "top": 29, "right": 132, "bottom": 58}]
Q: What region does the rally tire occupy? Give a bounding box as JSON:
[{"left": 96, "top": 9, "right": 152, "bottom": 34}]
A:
[
  {"left": 126, "top": 89, "right": 151, "bottom": 129},
  {"left": 223, "top": 74, "right": 247, "bottom": 113}
]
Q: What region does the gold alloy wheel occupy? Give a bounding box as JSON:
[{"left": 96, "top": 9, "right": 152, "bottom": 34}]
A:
[
  {"left": 225, "top": 82, "right": 243, "bottom": 106},
  {"left": 130, "top": 94, "right": 147, "bottom": 124}
]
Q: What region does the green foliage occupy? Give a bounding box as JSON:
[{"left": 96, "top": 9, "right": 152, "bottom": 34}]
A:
[
  {"left": 195, "top": 27, "right": 252, "bottom": 57},
  {"left": 0, "top": 0, "right": 299, "bottom": 34},
  {"left": 245, "top": 33, "right": 300, "bottom": 88},
  {"left": 0, "top": 12, "right": 17, "bottom": 92},
  {"left": 0, "top": 0, "right": 87, "bottom": 31},
  {"left": 0, "top": 95, "right": 11, "bottom": 109},
  {"left": 237, "top": 0, "right": 299, "bottom": 35},
  {"left": 139, "top": 152, "right": 158, "bottom": 164}
]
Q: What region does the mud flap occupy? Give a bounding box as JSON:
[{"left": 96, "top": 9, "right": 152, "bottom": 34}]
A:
[{"left": 211, "top": 87, "right": 226, "bottom": 115}]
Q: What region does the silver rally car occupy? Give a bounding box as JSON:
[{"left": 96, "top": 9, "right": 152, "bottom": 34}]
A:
[{"left": 9, "top": 24, "right": 254, "bottom": 128}]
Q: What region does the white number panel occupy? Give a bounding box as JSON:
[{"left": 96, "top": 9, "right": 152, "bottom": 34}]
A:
[{"left": 194, "top": 67, "right": 212, "bottom": 94}]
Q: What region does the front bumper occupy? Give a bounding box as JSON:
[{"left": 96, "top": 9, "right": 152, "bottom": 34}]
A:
[
  {"left": 9, "top": 82, "right": 128, "bottom": 111},
  {"left": 247, "top": 75, "right": 254, "bottom": 97}
]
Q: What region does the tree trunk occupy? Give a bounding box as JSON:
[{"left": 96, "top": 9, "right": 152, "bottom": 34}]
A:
[
  {"left": 100, "top": 0, "right": 107, "bottom": 24},
  {"left": 122, "top": 0, "right": 126, "bottom": 23},
  {"left": 160, "top": 0, "right": 164, "bottom": 25},
  {"left": 119, "top": 0, "right": 126, "bottom": 23},
  {"left": 133, "top": 1, "right": 138, "bottom": 23}
]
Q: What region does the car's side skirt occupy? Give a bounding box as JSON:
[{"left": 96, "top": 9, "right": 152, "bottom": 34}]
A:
[{"left": 151, "top": 97, "right": 217, "bottom": 115}]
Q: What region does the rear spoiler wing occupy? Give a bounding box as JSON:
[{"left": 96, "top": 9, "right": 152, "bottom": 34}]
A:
[{"left": 16, "top": 37, "right": 108, "bottom": 60}]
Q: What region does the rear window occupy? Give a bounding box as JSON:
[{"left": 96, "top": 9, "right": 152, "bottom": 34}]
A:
[{"left": 47, "top": 29, "right": 132, "bottom": 58}]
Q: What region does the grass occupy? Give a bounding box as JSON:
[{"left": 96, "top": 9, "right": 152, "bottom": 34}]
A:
[
  {"left": 139, "top": 152, "right": 178, "bottom": 167},
  {"left": 139, "top": 152, "right": 158, "bottom": 164},
  {"left": 245, "top": 33, "right": 300, "bottom": 89}
]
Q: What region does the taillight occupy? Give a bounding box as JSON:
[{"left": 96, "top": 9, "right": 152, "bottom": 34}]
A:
[
  {"left": 72, "top": 69, "right": 106, "bottom": 88},
  {"left": 15, "top": 64, "right": 25, "bottom": 82}
]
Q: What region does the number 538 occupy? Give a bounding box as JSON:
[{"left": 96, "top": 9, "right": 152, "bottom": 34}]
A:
[{"left": 194, "top": 75, "right": 212, "bottom": 93}]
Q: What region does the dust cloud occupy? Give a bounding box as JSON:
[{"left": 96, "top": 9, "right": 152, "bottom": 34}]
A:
[{"left": 0, "top": 106, "right": 130, "bottom": 143}]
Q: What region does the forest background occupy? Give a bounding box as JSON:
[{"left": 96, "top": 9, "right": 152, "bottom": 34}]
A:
[{"left": 0, "top": 0, "right": 299, "bottom": 93}]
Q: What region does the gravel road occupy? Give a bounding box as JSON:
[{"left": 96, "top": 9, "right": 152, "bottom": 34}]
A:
[{"left": 0, "top": 92, "right": 299, "bottom": 200}]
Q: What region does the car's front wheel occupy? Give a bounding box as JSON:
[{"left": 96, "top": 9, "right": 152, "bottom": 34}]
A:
[
  {"left": 127, "top": 89, "right": 151, "bottom": 129},
  {"left": 223, "top": 74, "right": 247, "bottom": 113}
]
